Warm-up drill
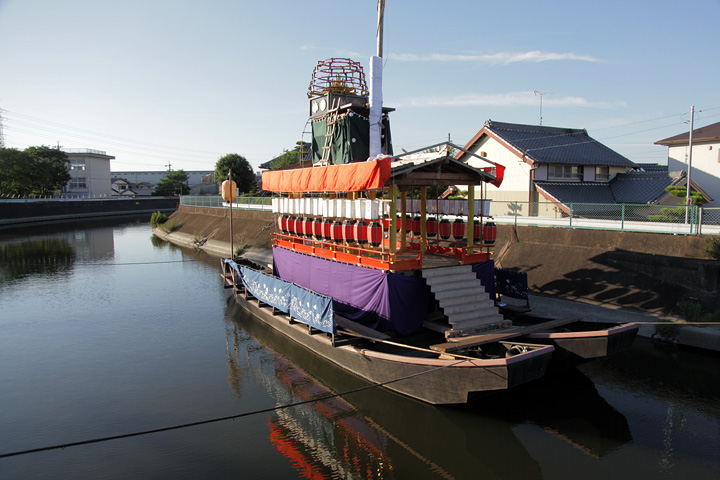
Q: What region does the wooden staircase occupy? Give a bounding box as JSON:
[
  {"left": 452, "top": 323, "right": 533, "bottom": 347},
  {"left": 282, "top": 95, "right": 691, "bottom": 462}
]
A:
[{"left": 422, "top": 265, "right": 508, "bottom": 338}]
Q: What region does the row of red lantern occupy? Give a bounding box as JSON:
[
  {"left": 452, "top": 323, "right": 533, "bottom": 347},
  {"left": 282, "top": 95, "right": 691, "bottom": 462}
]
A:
[
  {"left": 397, "top": 215, "right": 497, "bottom": 245},
  {"left": 278, "top": 214, "right": 497, "bottom": 246},
  {"left": 278, "top": 215, "right": 383, "bottom": 247}
]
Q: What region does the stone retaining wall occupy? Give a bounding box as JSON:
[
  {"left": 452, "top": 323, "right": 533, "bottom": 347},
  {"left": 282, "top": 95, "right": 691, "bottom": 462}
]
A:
[{"left": 167, "top": 206, "right": 719, "bottom": 313}]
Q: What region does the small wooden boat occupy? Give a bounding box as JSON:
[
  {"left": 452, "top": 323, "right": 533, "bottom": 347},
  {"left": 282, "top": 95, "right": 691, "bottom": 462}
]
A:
[
  {"left": 505, "top": 312, "right": 639, "bottom": 367},
  {"left": 494, "top": 270, "right": 639, "bottom": 367},
  {"left": 222, "top": 259, "right": 555, "bottom": 405}
]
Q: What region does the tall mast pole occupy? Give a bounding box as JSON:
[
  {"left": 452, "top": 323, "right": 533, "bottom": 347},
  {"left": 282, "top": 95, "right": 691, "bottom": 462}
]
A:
[
  {"left": 377, "top": 0, "right": 385, "bottom": 57},
  {"left": 685, "top": 105, "right": 694, "bottom": 224},
  {"left": 369, "top": 0, "right": 385, "bottom": 158}
]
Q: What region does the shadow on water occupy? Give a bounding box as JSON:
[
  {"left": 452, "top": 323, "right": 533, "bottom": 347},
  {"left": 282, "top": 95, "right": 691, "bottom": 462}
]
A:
[
  {"left": 223, "top": 299, "right": 633, "bottom": 479},
  {"left": 581, "top": 336, "right": 720, "bottom": 415}
]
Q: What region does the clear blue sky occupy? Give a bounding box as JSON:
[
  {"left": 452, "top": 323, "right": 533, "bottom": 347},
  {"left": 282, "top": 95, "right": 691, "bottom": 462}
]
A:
[{"left": 1, "top": 0, "right": 719, "bottom": 172}]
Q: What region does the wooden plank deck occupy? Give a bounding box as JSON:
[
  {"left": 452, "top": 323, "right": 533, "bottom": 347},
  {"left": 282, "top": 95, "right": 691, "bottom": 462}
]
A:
[
  {"left": 335, "top": 314, "right": 392, "bottom": 341},
  {"left": 429, "top": 317, "right": 581, "bottom": 353}
]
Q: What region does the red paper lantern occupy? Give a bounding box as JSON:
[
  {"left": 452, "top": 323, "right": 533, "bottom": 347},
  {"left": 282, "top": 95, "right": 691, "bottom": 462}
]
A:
[
  {"left": 439, "top": 218, "right": 451, "bottom": 240},
  {"left": 483, "top": 221, "right": 497, "bottom": 245},
  {"left": 426, "top": 216, "right": 437, "bottom": 238},
  {"left": 332, "top": 220, "right": 343, "bottom": 244},
  {"left": 312, "top": 218, "right": 323, "bottom": 241},
  {"left": 452, "top": 218, "right": 465, "bottom": 241},
  {"left": 354, "top": 219, "right": 368, "bottom": 246},
  {"left": 322, "top": 219, "right": 333, "bottom": 241},
  {"left": 342, "top": 219, "right": 355, "bottom": 244},
  {"left": 368, "top": 221, "right": 382, "bottom": 247},
  {"left": 412, "top": 214, "right": 422, "bottom": 236}
]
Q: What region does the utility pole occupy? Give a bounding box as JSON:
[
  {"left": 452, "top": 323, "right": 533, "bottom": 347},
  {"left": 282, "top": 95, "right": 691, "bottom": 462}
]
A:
[
  {"left": 166, "top": 162, "right": 172, "bottom": 173},
  {"left": 685, "top": 105, "right": 695, "bottom": 224}
]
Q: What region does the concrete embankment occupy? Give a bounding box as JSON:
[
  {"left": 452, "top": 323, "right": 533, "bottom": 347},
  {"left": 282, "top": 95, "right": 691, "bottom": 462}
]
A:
[
  {"left": 0, "top": 198, "right": 179, "bottom": 226},
  {"left": 156, "top": 205, "right": 720, "bottom": 351}
]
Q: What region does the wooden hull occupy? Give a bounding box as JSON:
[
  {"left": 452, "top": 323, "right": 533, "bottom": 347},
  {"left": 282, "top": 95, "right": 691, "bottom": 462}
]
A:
[
  {"left": 231, "top": 292, "right": 555, "bottom": 405},
  {"left": 516, "top": 319, "right": 639, "bottom": 367}
]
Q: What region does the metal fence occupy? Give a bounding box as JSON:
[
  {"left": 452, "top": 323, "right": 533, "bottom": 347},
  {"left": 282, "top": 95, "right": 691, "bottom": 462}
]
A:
[
  {"left": 180, "top": 195, "right": 272, "bottom": 210},
  {"left": 489, "top": 201, "right": 720, "bottom": 235},
  {"left": 179, "top": 196, "right": 720, "bottom": 235}
]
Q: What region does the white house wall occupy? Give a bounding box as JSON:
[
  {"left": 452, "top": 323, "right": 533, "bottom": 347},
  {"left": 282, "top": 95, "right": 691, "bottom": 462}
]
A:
[
  {"left": 667, "top": 141, "right": 719, "bottom": 206},
  {"left": 462, "top": 136, "right": 534, "bottom": 215}
]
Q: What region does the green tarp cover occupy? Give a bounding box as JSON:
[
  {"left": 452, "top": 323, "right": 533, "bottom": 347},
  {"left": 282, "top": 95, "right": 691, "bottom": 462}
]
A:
[{"left": 312, "top": 113, "right": 392, "bottom": 165}]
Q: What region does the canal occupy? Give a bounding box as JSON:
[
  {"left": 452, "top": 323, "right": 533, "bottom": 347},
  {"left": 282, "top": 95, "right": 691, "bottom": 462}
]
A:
[{"left": 1, "top": 218, "right": 718, "bottom": 479}]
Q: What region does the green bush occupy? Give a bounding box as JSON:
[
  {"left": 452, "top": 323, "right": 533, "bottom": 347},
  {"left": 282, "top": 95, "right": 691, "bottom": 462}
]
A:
[
  {"left": 677, "top": 300, "right": 703, "bottom": 322},
  {"left": 677, "top": 299, "right": 717, "bottom": 323},
  {"left": 160, "top": 219, "right": 183, "bottom": 233},
  {"left": 150, "top": 211, "right": 168, "bottom": 228},
  {"left": 705, "top": 236, "right": 720, "bottom": 261},
  {"left": 234, "top": 242, "right": 249, "bottom": 257}
]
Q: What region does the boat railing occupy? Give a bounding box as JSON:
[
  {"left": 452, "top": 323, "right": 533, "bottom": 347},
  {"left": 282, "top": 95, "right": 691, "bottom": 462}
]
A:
[
  {"left": 272, "top": 233, "right": 492, "bottom": 270},
  {"left": 273, "top": 233, "right": 423, "bottom": 270}
]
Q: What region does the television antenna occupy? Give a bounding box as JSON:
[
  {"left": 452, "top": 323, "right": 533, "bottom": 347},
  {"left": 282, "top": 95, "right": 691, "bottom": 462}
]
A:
[{"left": 533, "top": 89, "right": 552, "bottom": 125}]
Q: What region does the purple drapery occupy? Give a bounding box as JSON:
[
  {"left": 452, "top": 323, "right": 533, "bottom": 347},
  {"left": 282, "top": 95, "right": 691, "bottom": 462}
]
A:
[
  {"left": 272, "top": 247, "right": 429, "bottom": 335},
  {"left": 472, "top": 259, "right": 496, "bottom": 300}
]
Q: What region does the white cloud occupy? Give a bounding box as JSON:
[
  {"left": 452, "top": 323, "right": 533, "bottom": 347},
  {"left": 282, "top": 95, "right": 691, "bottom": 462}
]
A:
[
  {"left": 394, "top": 91, "right": 624, "bottom": 109},
  {"left": 387, "top": 51, "right": 601, "bottom": 64}
]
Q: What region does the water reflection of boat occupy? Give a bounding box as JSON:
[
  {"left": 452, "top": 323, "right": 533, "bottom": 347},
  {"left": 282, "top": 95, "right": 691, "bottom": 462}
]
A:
[
  {"left": 227, "top": 300, "right": 634, "bottom": 477},
  {"left": 225, "top": 301, "right": 544, "bottom": 478}
]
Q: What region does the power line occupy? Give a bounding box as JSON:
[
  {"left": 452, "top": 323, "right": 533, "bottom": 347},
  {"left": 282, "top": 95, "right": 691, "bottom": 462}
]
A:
[
  {"left": 0, "top": 259, "right": 208, "bottom": 267},
  {"left": 0, "top": 358, "right": 470, "bottom": 459}
]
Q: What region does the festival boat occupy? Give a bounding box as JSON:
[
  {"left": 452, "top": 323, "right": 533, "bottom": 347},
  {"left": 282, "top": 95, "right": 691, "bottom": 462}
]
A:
[{"left": 220, "top": 57, "right": 564, "bottom": 405}]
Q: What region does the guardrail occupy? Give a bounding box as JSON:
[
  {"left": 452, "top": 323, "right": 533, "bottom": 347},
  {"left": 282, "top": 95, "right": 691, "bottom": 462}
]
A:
[
  {"left": 179, "top": 196, "right": 720, "bottom": 235},
  {"left": 180, "top": 195, "right": 273, "bottom": 210}
]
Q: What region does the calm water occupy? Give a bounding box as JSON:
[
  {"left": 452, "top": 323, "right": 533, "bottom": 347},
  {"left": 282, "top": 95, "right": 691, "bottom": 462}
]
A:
[{"left": 1, "top": 218, "right": 719, "bottom": 479}]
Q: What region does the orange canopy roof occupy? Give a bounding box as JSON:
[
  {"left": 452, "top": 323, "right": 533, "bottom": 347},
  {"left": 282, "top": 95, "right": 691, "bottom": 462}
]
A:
[{"left": 261, "top": 158, "right": 391, "bottom": 193}]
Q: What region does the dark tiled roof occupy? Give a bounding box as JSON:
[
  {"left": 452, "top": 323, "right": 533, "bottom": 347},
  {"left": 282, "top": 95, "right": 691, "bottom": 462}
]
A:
[
  {"left": 486, "top": 120, "right": 636, "bottom": 168},
  {"left": 655, "top": 121, "right": 720, "bottom": 145},
  {"left": 635, "top": 163, "right": 668, "bottom": 173},
  {"left": 535, "top": 171, "right": 685, "bottom": 205},
  {"left": 610, "top": 171, "right": 682, "bottom": 204},
  {"left": 535, "top": 182, "right": 616, "bottom": 204}
]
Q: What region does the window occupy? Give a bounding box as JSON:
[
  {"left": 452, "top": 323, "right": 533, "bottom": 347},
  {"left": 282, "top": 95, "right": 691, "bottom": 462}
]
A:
[
  {"left": 548, "top": 165, "right": 583, "bottom": 180},
  {"left": 595, "top": 166, "right": 610, "bottom": 181},
  {"left": 70, "top": 159, "right": 85, "bottom": 171},
  {"left": 70, "top": 177, "right": 87, "bottom": 189}
]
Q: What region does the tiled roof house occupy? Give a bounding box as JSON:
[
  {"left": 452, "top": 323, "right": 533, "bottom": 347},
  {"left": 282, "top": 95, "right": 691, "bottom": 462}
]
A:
[
  {"left": 656, "top": 120, "right": 720, "bottom": 207},
  {"left": 455, "top": 120, "right": 709, "bottom": 216}
]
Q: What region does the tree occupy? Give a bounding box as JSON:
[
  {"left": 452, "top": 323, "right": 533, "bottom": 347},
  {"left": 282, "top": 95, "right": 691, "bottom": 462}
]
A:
[
  {"left": 665, "top": 185, "right": 705, "bottom": 206},
  {"left": 0, "top": 146, "right": 70, "bottom": 197},
  {"left": 648, "top": 185, "right": 706, "bottom": 222},
  {"left": 153, "top": 170, "right": 190, "bottom": 196},
  {"left": 214, "top": 154, "right": 255, "bottom": 193},
  {"left": 26, "top": 146, "right": 72, "bottom": 196},
  {"left": 268, "top": 142, "right": 310, "bottom": 170},
  {"left": 270, "top": 149, "right": 300, "bottom": 170}
]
